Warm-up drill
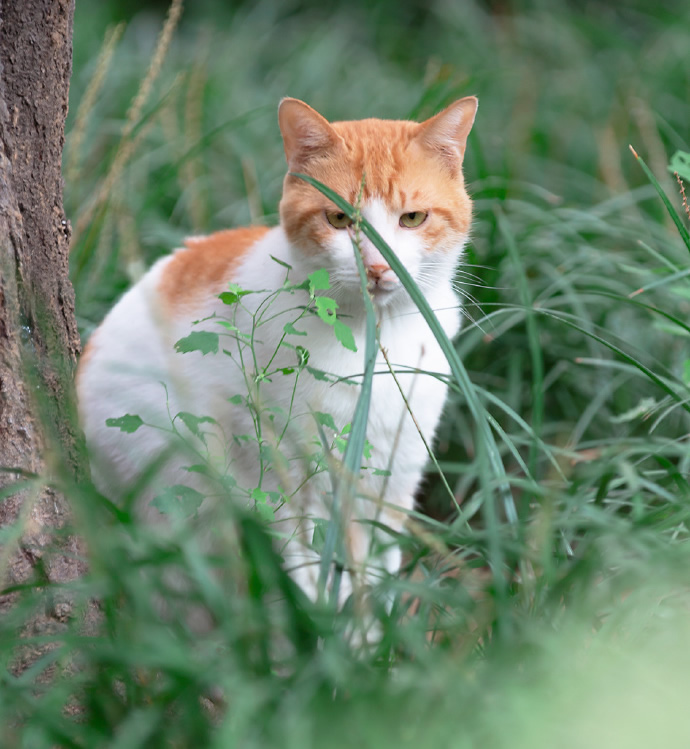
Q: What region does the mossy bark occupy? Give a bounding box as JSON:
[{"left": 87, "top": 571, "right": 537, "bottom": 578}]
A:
[{"left": 0, "top": 0, "right": 85, "bottom": 637}]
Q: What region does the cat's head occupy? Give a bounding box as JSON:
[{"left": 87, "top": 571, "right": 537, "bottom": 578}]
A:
[{"left": 278, "top": 97, "right": 477, "bottom": 309}]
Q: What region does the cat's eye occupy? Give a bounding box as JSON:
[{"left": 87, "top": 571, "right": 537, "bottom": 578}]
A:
[
  {"left": 326, "top": 211, "right": 353, "bottom": 229},
  {"left": 400, "top": 211, "right": 428, "bottom": 228}
]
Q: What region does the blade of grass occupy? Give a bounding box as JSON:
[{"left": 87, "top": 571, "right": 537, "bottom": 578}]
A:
[
  {"left": 538, "top": 308, "right": 690, "bottom": 414},
  {"left": 630, "top": 145, "right": 690, "bottom": 254},
  {"left": 292, "top": 172, "right": 519, "bottom": 628},
  {"left": 318, "top": 184, "right": 379, "bottom": 605},
  {"left": 497, "top": 209, "right": 544, "bottom": 482}
]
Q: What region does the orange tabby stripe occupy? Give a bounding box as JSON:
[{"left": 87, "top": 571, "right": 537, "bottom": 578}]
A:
[{"left": 158, "top": 226, "right": 270, "bottom": 311}]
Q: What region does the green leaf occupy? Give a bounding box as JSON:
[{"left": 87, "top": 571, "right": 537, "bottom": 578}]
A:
[
  {"left": 683, "top": 359, "right": 690, "bottom": 386},
  {"left": 174, "top": 330, "right": 219, "bottom": 355},
  {"left": 669, "top": 150, "right": 690, "bottom": 182},
  {"left": 313, "top": 411, "right": 337, "bottom": 431},
  {"left": 333, "top": 318, "right": 357, "bottom": 351},
  {"left": 306, "top": 365, "right": 332, "bottom": 382},
  {"left": 254, "top": 502, "right": 275, "bottom": 522},
  {"left": 151, "top": 485, "right": 204, "bottom": 519},
  {"left": 270, "top": 254, "right": 292, "bottom": 270},
  {"left": 251, "top": 487, "right": 278, "bottom": 522},
  {"left": 215, "top": 320, "right": 238, "bottom": 331},
  {"left": 228, "top": 394, "right": 244, "bottom": 405},
  {"left": 315, "top": 296, "right": 338, "bottom": 325},
  {"left": 283, "top": 321, "right": 307, "bottom": 336},
  {"left": 175, "top": 412, "right": 217, "bottom": 442},
  {"left": 372, "top": 468, "right": 392, "bottom": 477},
  {"left": 105, "top": 414, "right": 144, "bottom": 433},
  {"left": 218, "top": 291, "right": 240, "bottom": 305},
  {"left": 311, "top": 518, "right": 328, "bottom": 553},
  {"left": 308, "top": 268, "right": 330, "bottom": 295},
  {"left": 296, "top": 346, "right": 310, "bottom": 368},
  {"left": 228, "top": 282, "right": 251, "bottom": 296}
]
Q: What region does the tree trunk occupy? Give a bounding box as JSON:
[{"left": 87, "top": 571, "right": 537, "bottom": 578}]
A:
[{"left": 0, "top": 0, "right": 83, "bottom": 626}]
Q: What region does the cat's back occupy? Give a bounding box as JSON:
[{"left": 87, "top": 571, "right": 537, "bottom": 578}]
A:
[
  {"left": 79, "top": 225, "right": 273, "bottom": 378},
  {"left": 77, "top": 225, "right": 278, "bottom": 492}
]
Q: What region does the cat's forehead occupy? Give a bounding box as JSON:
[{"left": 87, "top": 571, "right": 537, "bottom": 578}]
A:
[{"left": 325, "top": 118, "right": 451, "bottom": 202}]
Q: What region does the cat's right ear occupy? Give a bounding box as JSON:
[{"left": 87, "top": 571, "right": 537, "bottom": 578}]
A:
[
  {"left": 278, "top": 98, "right": 340, "bottom": 170},
  {"left": 416, "top": 96, "right": 478, "bottom": 169}
]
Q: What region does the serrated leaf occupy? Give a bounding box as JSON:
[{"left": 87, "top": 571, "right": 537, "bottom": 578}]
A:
[
  {"left": 315, "top": 296, "right": 338, "bottom": 325},
  {"left": 176, "top": 412, "right": 217, "bottom": 442},
  {"left": 151, "top": 485, "right": 204, "bottom": 519},
  {"left": 306, "top": 365, "right": 332, "bottom": 382},
  {"left": 313, "top": 411, "right": 337, "bottom": 431},
  {"left": 334, "top": 319, "right": 357, "bottom": 351},
  {"left": 283, "top": 321, "right": 307, "bottom": 336},
  {"left": 228, "top": 394, "right": 244, "bottom": 405},
  {"left": 669, "top": 150, "right": 690, "bottom": 182},
  {"left": 227, "top": 282, "right": 251, "bottom": 297},
  {"left": 105, "top": 414, "right": 144, "bottom": 433},
  {"left": 174, "top": 330, "right": 219, "bottom": 355},
  {"left": 251, "top": 487, "right": 277, "bottom": 522},
  {"left": 308, "top": 268, "right": 330, "bottom": 295}
]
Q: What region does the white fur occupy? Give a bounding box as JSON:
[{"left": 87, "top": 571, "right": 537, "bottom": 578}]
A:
[{"left": 78, "top": 203, "right": 464, "bottom": 603}]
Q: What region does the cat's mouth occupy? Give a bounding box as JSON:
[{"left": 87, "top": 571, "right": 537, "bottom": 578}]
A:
[{"left": 366, "top": 278, "right": 401, "bottom": 306}]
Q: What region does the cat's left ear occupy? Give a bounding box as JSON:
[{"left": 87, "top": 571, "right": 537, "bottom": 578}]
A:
[{"left": 416, "top": 96, "right": 478, "bottom": 168}]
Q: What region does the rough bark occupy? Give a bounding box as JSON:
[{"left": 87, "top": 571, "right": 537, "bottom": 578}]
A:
[{"left": 0, "top": 0, "right": 84, "bottom": 634}]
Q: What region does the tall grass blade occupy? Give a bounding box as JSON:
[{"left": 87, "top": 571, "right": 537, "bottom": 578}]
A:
[
  {"left": 291, "top": 172, "right": 519, "bottom": 622},
  {"left": 497, "top": 209, "right": 544, "bottom": 481},
  {"left": 317, "top": 210, "right": 379, "bottom": 603},
  {"left": 630, "top": 145, "right": 690, "bottom": 254}
]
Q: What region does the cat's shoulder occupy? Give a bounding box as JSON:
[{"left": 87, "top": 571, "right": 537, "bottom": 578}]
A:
[{"left": 158, "top": 225, "right": 273, "bottom": 311}]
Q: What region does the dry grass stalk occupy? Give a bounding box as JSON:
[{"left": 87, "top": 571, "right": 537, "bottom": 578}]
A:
[
  {"left": 66, "top": 22, "right": 125, "bottom": 184},
  {"left": 71, "top": 0, "right": 184, "bottom": 246},
  {"left": 675, "top": 171, "right": 690, "bottom": 222}
]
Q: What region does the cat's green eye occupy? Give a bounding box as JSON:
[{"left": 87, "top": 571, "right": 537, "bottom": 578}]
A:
[
  {"left": 400, "top": 211, "right": 428, "bottom": 228},
  {"left": 326, "top": 211, "right": 353, "bottom": 229}
]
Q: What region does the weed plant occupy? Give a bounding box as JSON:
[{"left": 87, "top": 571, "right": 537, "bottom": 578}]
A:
[{"left": 2, "top": 0, "right": 690, "bottom": 746}]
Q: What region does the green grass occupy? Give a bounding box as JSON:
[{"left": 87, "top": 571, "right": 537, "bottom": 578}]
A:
[{"left": 2, "top": 0, "right": 690, "bottom": 745}]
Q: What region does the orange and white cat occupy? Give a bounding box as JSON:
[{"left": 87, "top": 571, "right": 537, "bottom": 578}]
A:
[{"left": 77, "top": 96, "right": 478, "bottom": 603}]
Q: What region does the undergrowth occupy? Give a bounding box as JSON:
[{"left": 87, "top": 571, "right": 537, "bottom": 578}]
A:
[{"left": 1, "top": 0, "right": 690, "bottom": 746}]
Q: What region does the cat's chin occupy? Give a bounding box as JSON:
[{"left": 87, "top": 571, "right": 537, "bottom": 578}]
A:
[{"left": 368, "top": 284, "right": 402, "bottom": 308}]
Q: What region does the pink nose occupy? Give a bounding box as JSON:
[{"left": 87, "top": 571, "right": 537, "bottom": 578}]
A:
[{"left": 367, "top": 264, "right": 390, "bottom": 283}]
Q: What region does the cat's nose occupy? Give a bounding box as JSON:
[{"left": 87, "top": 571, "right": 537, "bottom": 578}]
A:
[
  {"left": 366, "top": 264, "right": 397, "bottom": 291},
  {"left": 367, "top": 264, "right": 389, "bottom": 282}
]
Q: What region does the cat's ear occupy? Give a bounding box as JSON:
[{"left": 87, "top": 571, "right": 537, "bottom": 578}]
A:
[
  {"left": 416, "top": 96, "right": 478, "bottom": 168},
  {"left": 278, "top": 98, "right": 340, "bottom": 169}
]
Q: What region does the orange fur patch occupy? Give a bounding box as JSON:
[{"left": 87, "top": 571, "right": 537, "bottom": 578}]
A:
[
  {"left": 279, "top": 118, "right": 472, "bottom": 256},
  {"left": 158, "top": 226, "right": 270, "bottom": 311}
]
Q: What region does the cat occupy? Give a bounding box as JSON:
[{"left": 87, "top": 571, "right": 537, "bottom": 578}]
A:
[{"left": 76, "top": 95, "right": 478, "bottom": 607}]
